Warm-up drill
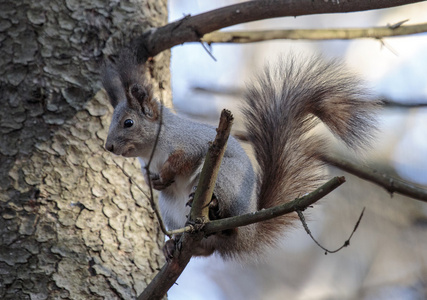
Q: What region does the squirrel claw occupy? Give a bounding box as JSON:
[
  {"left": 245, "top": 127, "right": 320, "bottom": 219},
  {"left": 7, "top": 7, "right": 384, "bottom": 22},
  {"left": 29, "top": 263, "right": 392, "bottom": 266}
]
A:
[{"left": 163, "top": 238, "right": 177, "bottom": 262}]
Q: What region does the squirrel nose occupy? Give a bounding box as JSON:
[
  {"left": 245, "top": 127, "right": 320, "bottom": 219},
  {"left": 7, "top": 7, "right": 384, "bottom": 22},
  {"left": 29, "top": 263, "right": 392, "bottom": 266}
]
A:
[{"left": 106, "top": 143, "right": 114, "bottom": 152}]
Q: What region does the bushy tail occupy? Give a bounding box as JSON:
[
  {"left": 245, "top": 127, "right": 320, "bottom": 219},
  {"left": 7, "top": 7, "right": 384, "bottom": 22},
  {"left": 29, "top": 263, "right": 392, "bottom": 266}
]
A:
[{"left": 242, "top": 54, "right": 379, "bottom": 246}]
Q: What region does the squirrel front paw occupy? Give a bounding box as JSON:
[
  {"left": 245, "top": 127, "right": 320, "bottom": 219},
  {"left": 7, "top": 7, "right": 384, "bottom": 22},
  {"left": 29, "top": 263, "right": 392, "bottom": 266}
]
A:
[
  {"left": 163, "top": 237, "right": 181, "bottom": 261},
  {"left": 150, "top": 173, "right": 174, "bottom": 190}
]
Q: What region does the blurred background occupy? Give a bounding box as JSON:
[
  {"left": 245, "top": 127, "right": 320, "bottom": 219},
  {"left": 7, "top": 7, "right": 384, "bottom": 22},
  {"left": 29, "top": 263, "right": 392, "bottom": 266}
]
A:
[{"left": 167, "top": 1, "right": 427, "bottom": 299}]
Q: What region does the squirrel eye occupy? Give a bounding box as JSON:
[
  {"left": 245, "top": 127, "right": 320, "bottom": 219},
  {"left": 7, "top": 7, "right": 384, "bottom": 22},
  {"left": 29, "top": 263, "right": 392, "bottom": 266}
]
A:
[{"left": 124, "top": 119, "right": 134, "bottom": 128}]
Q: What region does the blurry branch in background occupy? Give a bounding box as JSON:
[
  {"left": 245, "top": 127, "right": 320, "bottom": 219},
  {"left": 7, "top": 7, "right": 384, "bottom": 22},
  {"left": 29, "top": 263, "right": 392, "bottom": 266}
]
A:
[
  {"left": 229, "top": 127, "right": 427, "bottom": 203},
  {"left": 201, "top": 22, "right": 427, "bottom": 44},
  {"left": 193, "top": 86, "right": 427, "bottom": 109},
  {"left": 133, "top": 0, "right": 425, "bottom": 62},
  {"left": 322, "top": 155, "right": 427, "bottom": 203},
  {"left": 382, "top": 98, "right": 427, "bottom": 108}
]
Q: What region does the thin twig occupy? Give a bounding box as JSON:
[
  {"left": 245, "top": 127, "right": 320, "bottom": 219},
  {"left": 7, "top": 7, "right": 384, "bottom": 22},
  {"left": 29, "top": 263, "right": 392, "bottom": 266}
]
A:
[
  {"left": 379, "top": 38, "right": 399, "bottom": 56},
  {"left": 388, "top": 19, "right": 409, "bottom": 29},
  {"left": 167, "top": 225, "right": 194, "bottom": 236},
  {"left": 201, "top": 22, "right": 427, "bottom": 44},
  {"left": 112, "top": 160, "right": 173, "bottom": 235},
  {"left": 199, "top": 41, "right": 217, "bottom": 62},
  {"left": 112, "top": 160, "right": 170, "bottom": 235},
  {"left": 112, "top": 162, "right": 150, "bottom": 200},
  {"left": 322, "top": 155, "right": 427, "bottom": 202},
  {"left": 297, "top": 208, "right": 365, "bottom": 255},
  {"left": 144, "top": 97, "right": 170, "bottom": 237}
]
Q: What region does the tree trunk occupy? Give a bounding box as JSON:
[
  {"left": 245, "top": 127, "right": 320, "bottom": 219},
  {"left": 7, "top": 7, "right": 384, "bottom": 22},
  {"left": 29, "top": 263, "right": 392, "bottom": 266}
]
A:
[{"left": 0, "top": 0, "right": 169, "bottom": 299}]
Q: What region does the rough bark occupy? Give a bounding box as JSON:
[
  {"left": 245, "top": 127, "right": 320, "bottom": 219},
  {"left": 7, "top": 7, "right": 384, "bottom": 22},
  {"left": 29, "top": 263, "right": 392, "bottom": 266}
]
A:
[{"left": 0, "top": 0, "right": 169, "bottom": 299}]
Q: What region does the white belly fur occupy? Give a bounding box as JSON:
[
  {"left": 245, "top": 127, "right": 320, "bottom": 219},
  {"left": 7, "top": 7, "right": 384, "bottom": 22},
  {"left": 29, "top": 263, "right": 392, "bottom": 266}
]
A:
[{"left": 138, "top": 156, "right": 203, "bottom": 230}]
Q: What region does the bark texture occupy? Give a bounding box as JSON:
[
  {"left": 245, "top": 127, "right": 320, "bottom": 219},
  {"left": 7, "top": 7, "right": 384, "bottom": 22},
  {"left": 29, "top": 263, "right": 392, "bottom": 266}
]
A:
[{"left": 0, "top": 0, "right": 169, "bottom": 299}]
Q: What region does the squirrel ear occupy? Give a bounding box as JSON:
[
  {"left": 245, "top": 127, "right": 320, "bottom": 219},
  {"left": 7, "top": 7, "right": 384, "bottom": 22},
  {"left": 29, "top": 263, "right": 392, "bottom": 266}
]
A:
[
  {"left": 102, "top": 61, "right": 126, "bottom": 108},
  {"left": 129, "top": 83, "right": 159, "bottom": 120}
]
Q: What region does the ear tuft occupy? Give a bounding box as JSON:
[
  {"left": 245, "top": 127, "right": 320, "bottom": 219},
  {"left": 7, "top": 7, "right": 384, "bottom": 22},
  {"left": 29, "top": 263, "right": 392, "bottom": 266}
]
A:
[
  {"left": 116, "top": 48, "right": 143, "bottom": 90},
  {"left": 130, "top": 84, "right": 147, "bottom": 102},
  {"left": 101, "top": 61, "right": 126, "bottom": 108},
  {"left": 101, "top": 47, "right": 156, "bottom": 113}
]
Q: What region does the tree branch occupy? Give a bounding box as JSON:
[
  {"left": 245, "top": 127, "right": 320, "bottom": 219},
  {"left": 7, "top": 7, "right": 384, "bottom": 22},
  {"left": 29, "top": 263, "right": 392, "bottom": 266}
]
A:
[
  {"left": 192, "top": 86, "right": 427, "bottom": 109},
  {"left": 138, "top": 176, "right": 346, "bottom": 299},
  {"left": 322, "top": 155, "right": 427, "bottom": 202},
  {"left": 163, "top": 176, "right": 346, "bottom": 237},
  {"left": 201, "top": 22, "right": 427, "bottom": 44},
  {"left": 134, "top": 0, "right": 425, "bottom": 61},
  {"left": 231, "top": 129, "right": 427, "bottom": 202},
  {"left": 136, "top": 230, "right": 201, "bottom": 300},
  {"left": 203, "top": 176, "right": 346, "bottom": 234},
  {"left": 190, "top": 109, "right": 234, "bottom": 221}
]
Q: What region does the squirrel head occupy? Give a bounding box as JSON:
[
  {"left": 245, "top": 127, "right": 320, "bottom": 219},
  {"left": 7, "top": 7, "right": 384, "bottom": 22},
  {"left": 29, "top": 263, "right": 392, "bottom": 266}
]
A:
[{"left": 102, "top": 49, "right": 161, "bottom": 158}]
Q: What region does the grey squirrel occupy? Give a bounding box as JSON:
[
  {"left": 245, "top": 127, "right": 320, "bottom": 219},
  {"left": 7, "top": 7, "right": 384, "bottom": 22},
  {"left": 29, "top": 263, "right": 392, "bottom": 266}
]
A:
[{"left": 103, "top": 51, "right": 379, "bottom": 259}]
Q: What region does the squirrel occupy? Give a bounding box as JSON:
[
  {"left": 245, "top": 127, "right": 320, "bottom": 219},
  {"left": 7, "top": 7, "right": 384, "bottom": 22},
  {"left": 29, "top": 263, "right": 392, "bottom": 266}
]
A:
[{"left": 103, "top": 50, "right": 379, "bottom": 260}]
